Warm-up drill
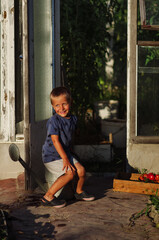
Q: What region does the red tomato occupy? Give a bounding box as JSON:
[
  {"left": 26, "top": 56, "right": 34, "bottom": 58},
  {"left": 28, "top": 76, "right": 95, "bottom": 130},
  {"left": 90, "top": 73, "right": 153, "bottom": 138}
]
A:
[
  {"left": 155, "top": 174, "right": 159, "bottom": 181},
  {"left": 139, "top": 175, "right": 144, "bottom": 181},
  {"left": 148, "top": 173, "right": 155, "bottom": 181},
  {"left": 143, "top": 173, "right": 148, "bottom": 181},
  {"left": 143, "top": 173, "right": 148, "bottom": 178}
]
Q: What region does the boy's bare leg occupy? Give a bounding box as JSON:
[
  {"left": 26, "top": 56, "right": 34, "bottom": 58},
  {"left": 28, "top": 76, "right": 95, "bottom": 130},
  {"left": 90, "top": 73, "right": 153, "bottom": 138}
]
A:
[
  {"left": 74, "top": 162, "right": 86, "bottom": 193},
  {"left": 74, "top": 162, "right": 95, "bottom": 201},
  {"left": 43, "top": 170, "right": 75, "bottom": 201}
]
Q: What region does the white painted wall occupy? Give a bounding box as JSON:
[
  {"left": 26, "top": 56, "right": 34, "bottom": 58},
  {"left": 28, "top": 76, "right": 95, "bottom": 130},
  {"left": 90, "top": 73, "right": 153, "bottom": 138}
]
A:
[
  {"left": 127, "top": 143, "right": 159, "bottom": 173},
  {"left": 0, "top": 0, "right": 61, "bottom": 182},
  {"left": 0, "top": 1, "right": 24, "bottom": 180},
  {"left": 0, "top": 142, "right": 24, "bottom": 179}
]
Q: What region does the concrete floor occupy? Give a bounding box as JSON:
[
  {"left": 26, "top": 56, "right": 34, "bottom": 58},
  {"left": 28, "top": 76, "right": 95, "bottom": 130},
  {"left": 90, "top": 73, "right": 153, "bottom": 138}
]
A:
[{"left": 0, "top": 174, "right": 159, "bottom": 239}]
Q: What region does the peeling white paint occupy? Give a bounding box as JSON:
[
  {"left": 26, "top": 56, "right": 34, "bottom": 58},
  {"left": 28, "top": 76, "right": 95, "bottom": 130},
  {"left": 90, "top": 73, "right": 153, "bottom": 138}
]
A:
[{"left": 1, "top": 0, "right": 15, "bottom": 141}]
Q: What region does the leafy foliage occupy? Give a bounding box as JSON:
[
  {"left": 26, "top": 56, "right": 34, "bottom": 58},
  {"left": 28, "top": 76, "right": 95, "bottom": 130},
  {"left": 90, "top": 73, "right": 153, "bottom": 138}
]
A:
[
  {"left": 150, "top": 194, "right": 159, "bottom": 211},
  {"left": 112, "top": 0, "right": 127, "bottom": 119},
  {"left": 0, "top": 210, "right": 8, "bottom": 240},
  {"left": 60, "top": 0, "right": 117, "bottom": 122},
  {"left": 145, "top": 0, "right": 159, "bottom": 26}
]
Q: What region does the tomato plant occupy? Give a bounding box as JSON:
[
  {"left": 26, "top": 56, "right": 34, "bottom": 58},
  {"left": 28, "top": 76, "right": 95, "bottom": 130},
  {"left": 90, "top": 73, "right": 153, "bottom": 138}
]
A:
[{"left": 138, "top": 172, "right": 159, "bottom": 183}]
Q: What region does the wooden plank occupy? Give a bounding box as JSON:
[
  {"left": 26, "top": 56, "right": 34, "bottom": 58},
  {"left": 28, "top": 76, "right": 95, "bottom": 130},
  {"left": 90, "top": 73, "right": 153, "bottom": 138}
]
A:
[
  {"left": 139, "top": 0, "right": 146, "bottom": 25},
  {"left": 113, "top": 173, "right": 159, "bottom": 196},
  {"left": 131, "top": 136, "right": 159, "bottom": 144},
  {"left": 141, "top": 25, "right": 159, "bottom": 31},
  {"left": 138, "top": 41, "right": 159, "bottom": 46},
  {"left": 130, "top": 173, "right": 140, "bottom": 181}
]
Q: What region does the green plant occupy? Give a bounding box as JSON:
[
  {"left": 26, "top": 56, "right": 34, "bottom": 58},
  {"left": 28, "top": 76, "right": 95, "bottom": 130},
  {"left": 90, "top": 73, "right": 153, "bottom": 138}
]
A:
[
  {"left": 135, "top": 168, "right": 148, "bottom": 174},
  {"left": 61, "top": 0, "right": 117, "bottom": 122},
  {"left": 112, "top": 0, "right": 127, "bottom": 118},
  {"left": 145, "top": 0, "right": 159, "bottom": 25},
  {"left": 0, "top": 210, "right": 8, "bottom": 240},
  {"left": 149, "top": 194, "right": 159, "bottom": 211},
  {"left": 129, "top": 190, "right": 159, "bottom": 227}
]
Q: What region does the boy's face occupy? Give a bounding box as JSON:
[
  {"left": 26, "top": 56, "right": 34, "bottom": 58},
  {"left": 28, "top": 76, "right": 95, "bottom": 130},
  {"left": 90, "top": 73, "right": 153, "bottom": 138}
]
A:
[{"left": 52, "top": 94, "right": 71, "bottom": 118}]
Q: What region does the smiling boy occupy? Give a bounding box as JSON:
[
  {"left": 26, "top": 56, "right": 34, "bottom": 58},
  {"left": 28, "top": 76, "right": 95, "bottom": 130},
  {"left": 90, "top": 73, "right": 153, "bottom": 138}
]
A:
[{"left": 42, "top": 87, "right": 94, "bottom": 208}]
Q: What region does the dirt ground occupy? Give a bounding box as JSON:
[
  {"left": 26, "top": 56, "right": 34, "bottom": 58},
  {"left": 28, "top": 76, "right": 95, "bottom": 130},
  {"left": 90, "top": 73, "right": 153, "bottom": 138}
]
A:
[{"left": 0, "top": 175, "right": 159, "bottom": 240}]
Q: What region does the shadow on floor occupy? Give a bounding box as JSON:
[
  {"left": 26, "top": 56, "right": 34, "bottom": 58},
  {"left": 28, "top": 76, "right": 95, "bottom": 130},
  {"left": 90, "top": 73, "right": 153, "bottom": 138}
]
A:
[
  {"left": 7, "top": 208, "right": 55, "bottom": 240},
  {"left": 84, "top": 176, "right": 114, "bottom": 200}
]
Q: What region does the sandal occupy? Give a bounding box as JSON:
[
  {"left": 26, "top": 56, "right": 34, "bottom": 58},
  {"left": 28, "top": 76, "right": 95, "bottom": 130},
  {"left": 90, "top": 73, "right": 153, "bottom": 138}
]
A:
[
  {"left": 74, "top": 191, "right": 95, "bottom": 201},
  {"left": 41, "top": 196, "right": 66, "bottom": 208}
]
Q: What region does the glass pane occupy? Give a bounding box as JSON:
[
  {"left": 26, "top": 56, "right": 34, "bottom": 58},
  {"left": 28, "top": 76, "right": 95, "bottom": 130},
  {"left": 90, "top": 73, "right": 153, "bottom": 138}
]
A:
[
  {"left": 145, "top": 0, "right": 159, "bottom": 26},
  {"left": 139, "top": 0, "right": 159, "bottom": 28},
  {"left": 137, "top": 46, "right": 159, "bottom": 136},
  {"left": 34, "top": 0, "right": 52, "bottom": 121}
]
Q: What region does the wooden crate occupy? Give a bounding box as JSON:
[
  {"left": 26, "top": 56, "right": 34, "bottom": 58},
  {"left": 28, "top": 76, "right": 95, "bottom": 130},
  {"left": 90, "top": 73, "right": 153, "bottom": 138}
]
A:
[{"left": 113, "top": 172, "right": 159, "bottom": 196}]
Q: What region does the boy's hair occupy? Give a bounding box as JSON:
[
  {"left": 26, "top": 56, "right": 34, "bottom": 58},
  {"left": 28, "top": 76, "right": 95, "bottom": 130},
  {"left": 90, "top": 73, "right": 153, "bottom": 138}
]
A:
[{"left": 50, "top": 86, "right": 71, "bottom": 104}]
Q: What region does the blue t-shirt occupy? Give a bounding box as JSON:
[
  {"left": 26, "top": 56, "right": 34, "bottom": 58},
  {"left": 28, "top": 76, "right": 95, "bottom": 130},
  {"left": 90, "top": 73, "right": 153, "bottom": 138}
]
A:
[{"left": 42, "top": 113, "right": 77, "bottom": 163}]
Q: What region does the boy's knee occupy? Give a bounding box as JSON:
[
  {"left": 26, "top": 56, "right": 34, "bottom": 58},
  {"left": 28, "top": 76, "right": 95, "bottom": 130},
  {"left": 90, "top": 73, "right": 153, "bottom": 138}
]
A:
[
  {"left": 66, "top": 169, "right": 76, "bottom": 180},
  {"left": 78, "top": 166, "right": 85, "bottom": 177}
]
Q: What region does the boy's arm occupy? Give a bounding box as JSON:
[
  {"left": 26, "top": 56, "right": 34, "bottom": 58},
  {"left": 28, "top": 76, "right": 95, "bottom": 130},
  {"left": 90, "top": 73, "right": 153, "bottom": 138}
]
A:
[{"left": 51, "top": 135, "right": 75, "bottom": 172}]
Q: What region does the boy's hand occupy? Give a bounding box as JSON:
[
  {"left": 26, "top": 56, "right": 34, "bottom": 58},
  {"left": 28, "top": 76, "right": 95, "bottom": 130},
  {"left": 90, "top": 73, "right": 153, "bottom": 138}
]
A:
[
  {"left": 62, "top": 158, "right": 75, "bottom": 173},
  {"left": 51, "top": 135, "right": 75, "bottom": 173}
]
